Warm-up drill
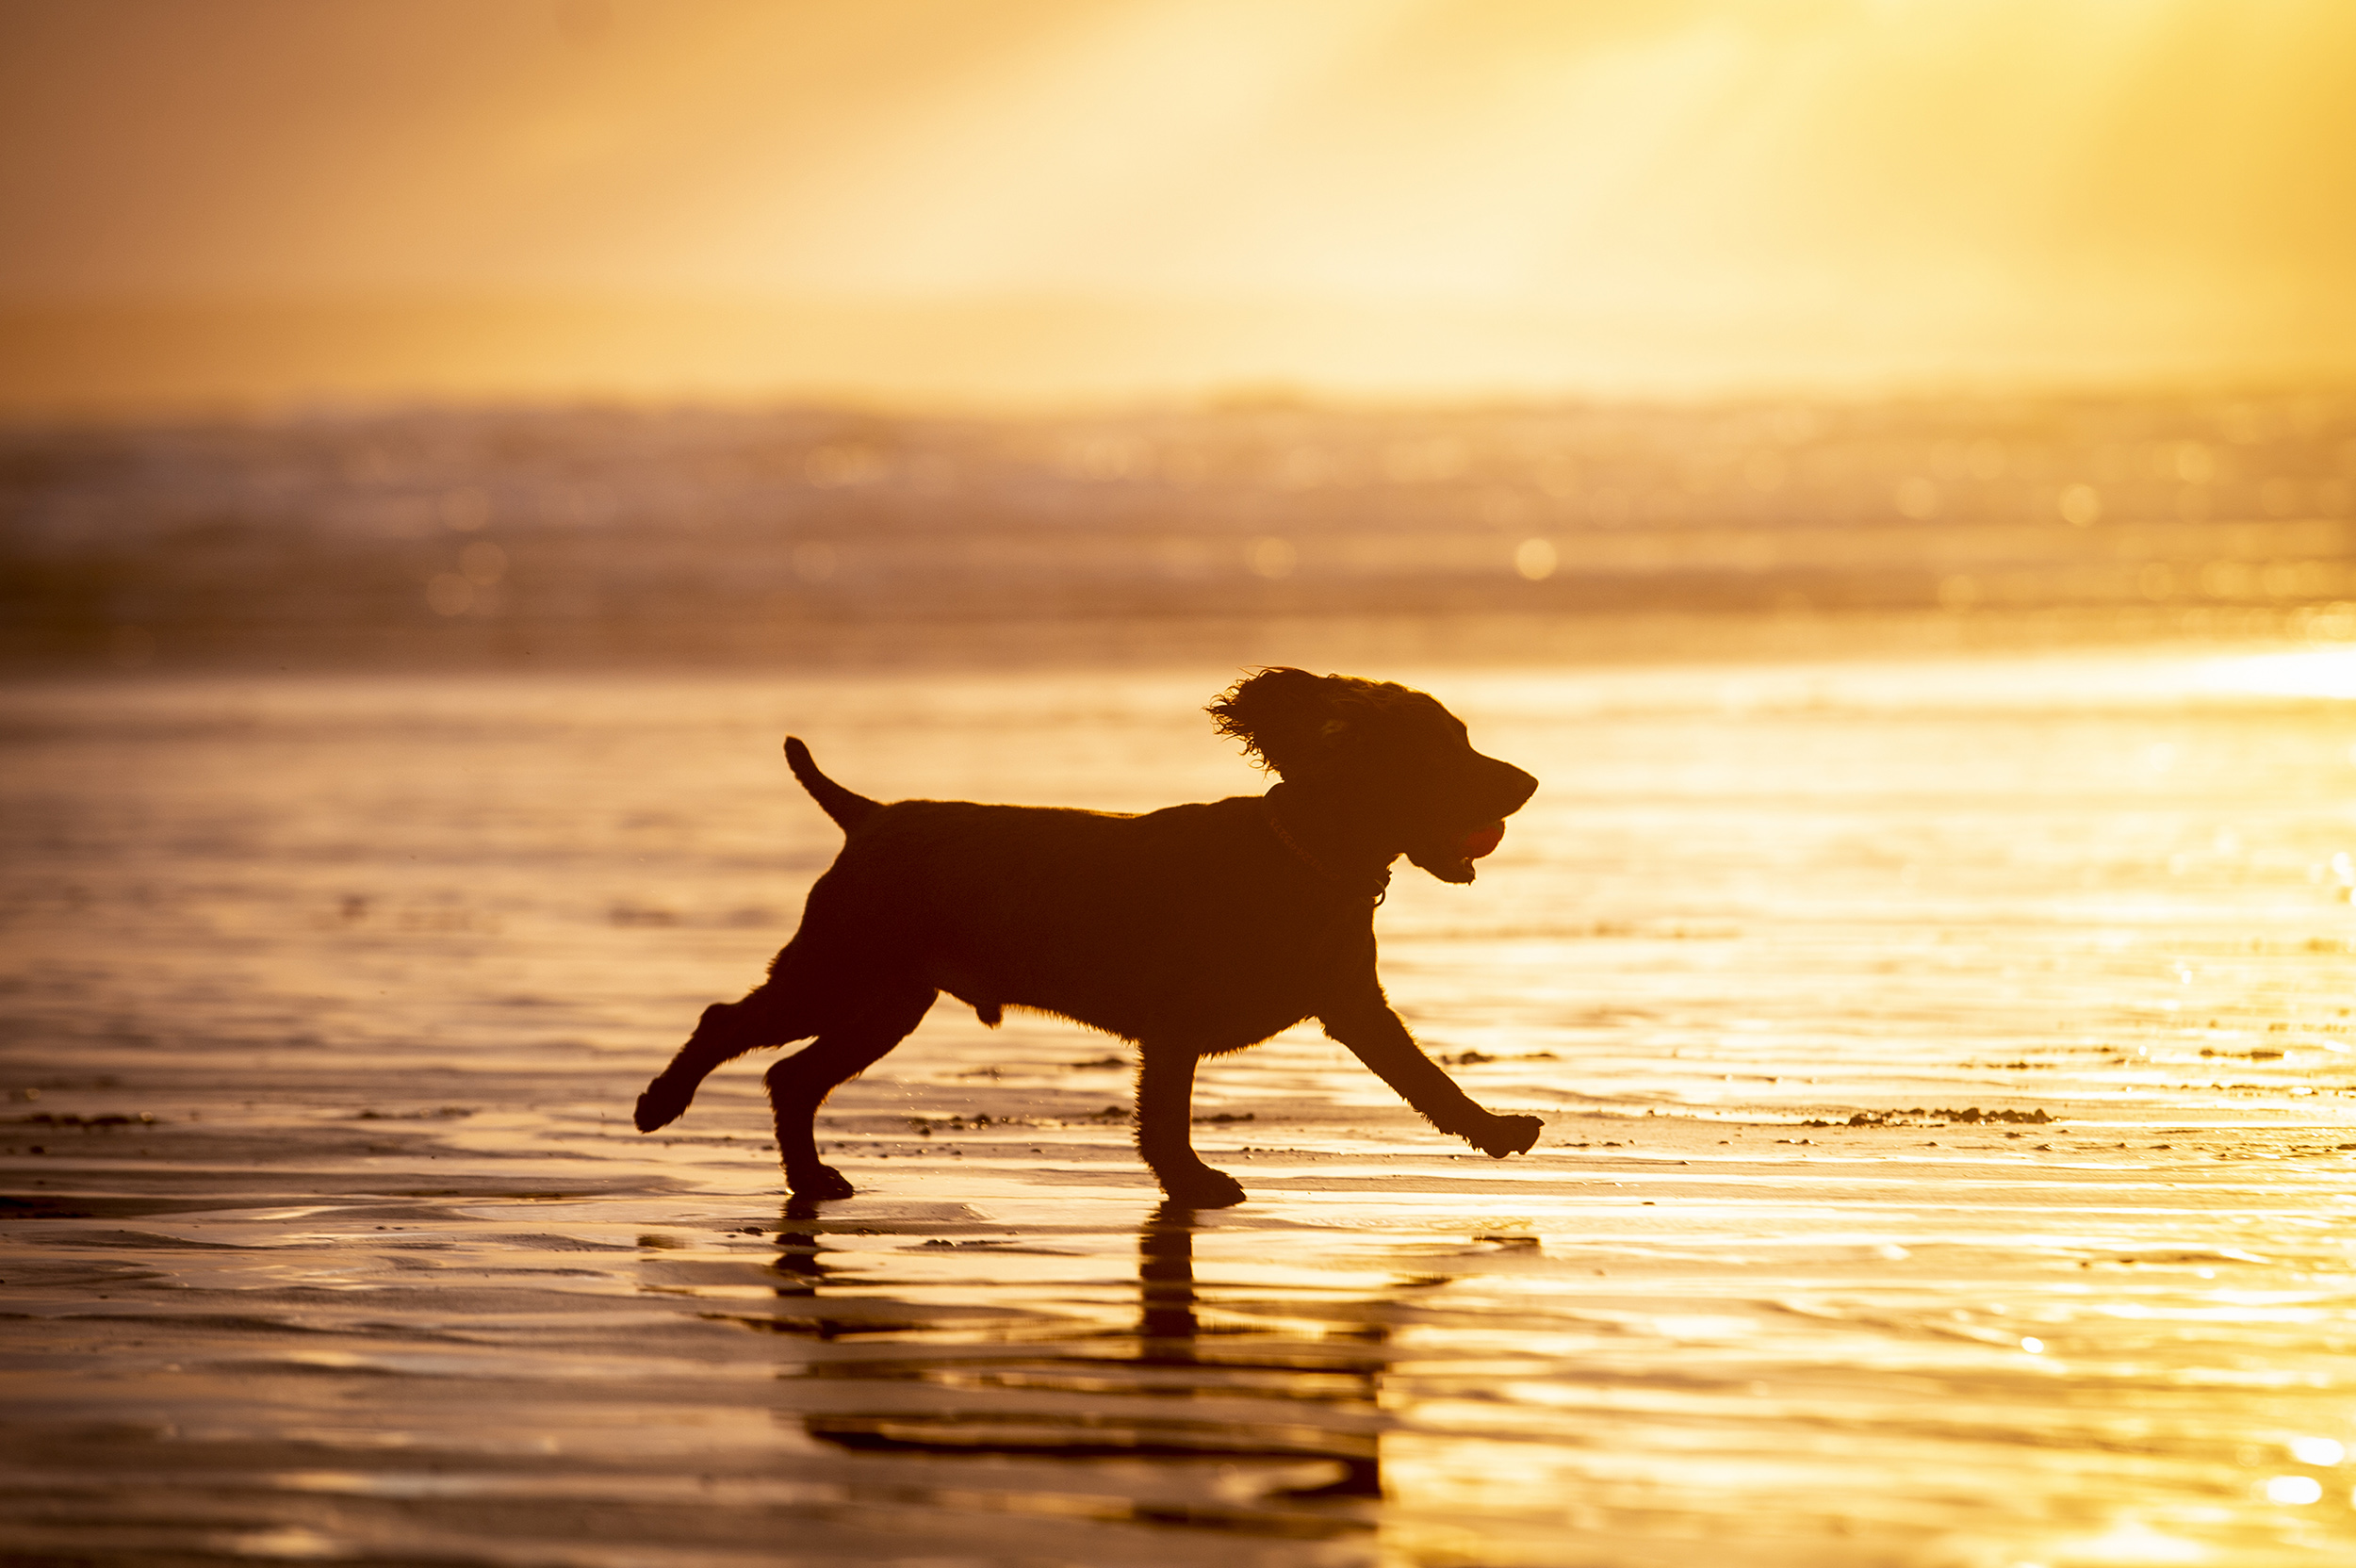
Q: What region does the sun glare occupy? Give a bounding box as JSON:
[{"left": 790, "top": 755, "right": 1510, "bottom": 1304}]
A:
[
  {"left": 3, "top": 0, "right": 2353, "bottom": 403},
  {"left": 2199, "top": 648, "right": 2356, "bottom": 702}
]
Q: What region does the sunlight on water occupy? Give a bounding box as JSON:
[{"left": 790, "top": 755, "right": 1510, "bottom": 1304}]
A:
[
  {"left": 2201, "top": 649, "right": 2356, "bottom": 702},
  {"left": 6, "top": 646, "right": 2356, "bottom": 1564}
]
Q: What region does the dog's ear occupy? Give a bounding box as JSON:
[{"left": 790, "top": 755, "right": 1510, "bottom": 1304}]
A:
[{"left": 1207, "top": 667, "right": 1346, "bottom": 776}]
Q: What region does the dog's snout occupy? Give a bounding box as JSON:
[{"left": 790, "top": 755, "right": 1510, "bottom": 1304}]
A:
[{"left": 1481, "top": 756, "right": 1538, "bottom": 819}]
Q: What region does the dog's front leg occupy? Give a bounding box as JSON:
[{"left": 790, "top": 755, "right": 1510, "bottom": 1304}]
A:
[
  {"left": 1136, "top": 1045, "right": 1247, "bottom": 1208},
  {"left": 1321, "top": 1002, "right": 1543, "bottom": 1158}
]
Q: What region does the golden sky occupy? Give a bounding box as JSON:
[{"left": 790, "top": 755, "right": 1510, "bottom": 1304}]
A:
[{"left": 4, "top": 0, "right": 2354, "bottom": 403}]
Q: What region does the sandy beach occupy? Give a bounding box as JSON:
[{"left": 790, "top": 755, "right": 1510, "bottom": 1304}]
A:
[{"left": 8, "top": 649, "right": 2356, "bottom": 1566}]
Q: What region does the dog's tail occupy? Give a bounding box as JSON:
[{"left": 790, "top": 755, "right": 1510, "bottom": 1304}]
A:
[{"left": 784, "top": 737, "right": 881, "bottom": 833}]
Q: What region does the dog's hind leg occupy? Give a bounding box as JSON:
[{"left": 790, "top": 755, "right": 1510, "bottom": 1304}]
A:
[
  {"left": 765, "top": 984, "right": 936, "bottom": 1200},
  {"left": 635, "top": 958, "right": 827, "bottom": 1134},
  {"left": 1136, "top": 1045, "right": 1246, "bottom": 1209}
]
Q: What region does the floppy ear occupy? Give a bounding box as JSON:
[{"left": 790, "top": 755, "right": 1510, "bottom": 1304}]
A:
[{"left": 1207, "top": 667, "right": 1345, "bottom": 777}]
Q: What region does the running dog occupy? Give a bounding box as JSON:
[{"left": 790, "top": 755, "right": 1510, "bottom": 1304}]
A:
[{"left": 632, "top": 666, "right": 1544, "bottom": 1207}]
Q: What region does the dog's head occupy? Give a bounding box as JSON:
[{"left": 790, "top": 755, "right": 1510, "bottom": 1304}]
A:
[{"left": 1208, "top": 667, "right": 1537, "bottom": 883}]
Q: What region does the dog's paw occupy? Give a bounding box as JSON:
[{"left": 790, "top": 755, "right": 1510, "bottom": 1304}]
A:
[
  {"left": 1158, "top": 1166, "right": 1248, "bottom": 1209},
  {"left": 633, "top": 1081, "right": 689, "bottom": 1133},
  {"left": 786, "top": 1164, "right": 857, "bottom": 1200},
  {"left": 1471, "top": 1114, "right": 1544, "bottom": 1159}
]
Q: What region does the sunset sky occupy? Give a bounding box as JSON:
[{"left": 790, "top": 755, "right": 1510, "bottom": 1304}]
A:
[{"left": 4, "top": 0, "right": 2354, "bottom": 404}]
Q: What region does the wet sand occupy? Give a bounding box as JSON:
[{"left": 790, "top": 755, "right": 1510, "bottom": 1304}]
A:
[{"left": 8, "top": 650, "right": 2356, "bottom": 1565}]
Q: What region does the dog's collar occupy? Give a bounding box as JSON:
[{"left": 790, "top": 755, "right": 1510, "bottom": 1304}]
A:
[{"left": 1259, "top": 795, "right": 1389, "bottom": 906}]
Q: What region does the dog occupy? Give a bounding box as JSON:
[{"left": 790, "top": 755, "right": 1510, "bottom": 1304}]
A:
[{"left": 632, "top": 666, "right": 1544, "bottom": 1207}]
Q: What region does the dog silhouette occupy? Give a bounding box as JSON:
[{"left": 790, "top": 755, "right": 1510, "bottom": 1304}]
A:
[{"left": 633, "top": 667, "right": 1543, "bottom": 1206}]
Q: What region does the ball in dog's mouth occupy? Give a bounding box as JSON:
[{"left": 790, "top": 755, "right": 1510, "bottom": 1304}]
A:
[
  {"left": 1408, "top": 820, "right": 1512, "bottom": 884},
  {"left": 1459, "top": 820, "right": 1506, "bottom": 860}
]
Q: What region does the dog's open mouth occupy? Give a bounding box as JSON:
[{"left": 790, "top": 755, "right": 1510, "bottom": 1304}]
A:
[
  {"left": 1460, "top": 820, "right": 1506, "bottom": 860},
  {"left": 1406, "top": 820, "right": 1508, "bottom": 884}
]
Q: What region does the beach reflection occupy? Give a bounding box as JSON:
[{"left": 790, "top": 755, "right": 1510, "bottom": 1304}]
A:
[
  {"left": 784, "top": 1204, "right": 1384, "bottom": 1517},
  {"left": 5, "top": 654, "right": 2356, "bottom": 1565}
]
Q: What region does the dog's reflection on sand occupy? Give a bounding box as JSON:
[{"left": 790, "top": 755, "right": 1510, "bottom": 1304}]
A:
[
  {"left": 771, "top": 1201, "right": 1386, "bottom": 1513},
  {"left": 1132, "top": 1203, "right": 1384, "bottom": 1500}
]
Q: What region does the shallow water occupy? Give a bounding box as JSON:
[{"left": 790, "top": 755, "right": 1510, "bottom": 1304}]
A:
[{"left": 7, "top": 649, "right": 2356, "bottom": 1566}]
